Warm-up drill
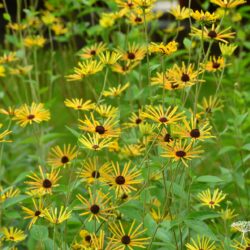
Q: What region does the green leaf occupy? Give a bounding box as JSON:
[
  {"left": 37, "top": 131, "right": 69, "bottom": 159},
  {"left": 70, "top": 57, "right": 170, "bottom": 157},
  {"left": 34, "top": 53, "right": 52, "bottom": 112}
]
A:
[
  {"left": 196, "top": 175, "right": 223, "bottom": 183},
  {"left": 183, "top": 38, "right": 192, "bottom": 50},
  {"left": 3, "top": 195, "right": 28, "bottom": 209},
  {"left": 30, "top": 225, "right": 49, "bottom": 241},
  {"left": 242, "top": 143, "right": 250, "bottom": 151},
  {"left": 3, "top": 13, "right": 11, "bottom": 21}
]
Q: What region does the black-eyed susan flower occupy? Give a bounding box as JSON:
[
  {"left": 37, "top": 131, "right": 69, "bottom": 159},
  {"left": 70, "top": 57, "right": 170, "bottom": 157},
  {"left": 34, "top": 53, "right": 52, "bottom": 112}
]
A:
[
  {"left": 169, "top": 5, "right": 192, "bottom": 20},
  {"left": 115, "top": 0, "right": 138, "bottom": 10},
  {"left": 66, "top": 60, "right": 103, "bottom": 81},
  {"left": 118, "top": 43, "right": 146, "bottom": 62},
  {"left": 0, "top": 106, "right": 16, "bottom": 117},
  {"left": 161, "top": 140, "right": 204, "bottom": 167},
  {"left": 219, "top": 43, "right": 238, "bottom": 56},
  {"left": 210, "top": 0, "right": 246, "bottom": 8},
  {"left": 167, "top": 62, "right": 204, "bottom": 87},
  {"left": 142, "top": 105, "right": 185, "bottom": 125},
  {"left": 203, "top": 56, "right": 226, "bottom": 72},
  {"left": 220, "top": 208, "right": 237, "bottom": 220},
  {"left": 112, "top": 61, "right": 140, "bottom": 75},
  {"left": 44, "top": 206, "right": 72, "bottom": 224},
  {"left": 79, "top": 133, "right": 113, "bottom": 151},
  {"left": 197, "top": 188, "right": 226, "bottom": 209},
  {"left": 13, "top": 103, "right": 50, "bottom": 127},
  {"left": 133, "top": 0, "right": 156, "bottom": 9},
  {"left": 186, "top": 236, "right": 216, "bottom": 250},
  {"left": 64, "top": 98, "right": 95, "bottom": 111},
  {"left": 0, "top": 52, "right": 18, "bottom": 64},
  {"left": 25, "top": 166, "right": 61, "bottom": 195},
  {"left": 198, "top": 96, "right": 223, "bottom": 114},
  {"left": 123, "top": 111, "right": 144, "bottom": 128},
  {"left": 51, "top": 22, "right": 68, "bottom": 35},
  {"left": 232, "top": 237, "right": 250, "bottom": 250},
  {"left": 99, "top": 51, "right": 122, "bottom": 65},
  {"left": 119, "top": 144, "right": 145, "bottom": 158},
  {"left": 127, "top": 12, "right": 145, "bottom": 25},
  {"left": 153, "top": 127, "right": 174, "bottom": 145},
  {"left": 190, "top": 24, "right": 235, "bottom": 43},
  {"left": 79, "top": 114, "right": 120, "bottom": 138},
  {"left": 103, "top": 82, "right": 130, "bottom": 97},
  {"left": 109, "top": 220, "right": 150, "bottom": 249},
  {"left": 41, "top": 11, "right": 56, "bottom": 25},
  {"left": 1, "top": 227, "right": 26, "bottom": 242},
  {"left": 77, "top": 158, "right": 112, "bottom": 184},
  {"left": 21, "top": 198, "right": 44, "bottom": 229},
  {"left": 106, "top": 161, "right": 142, "bottom": 194},
  {"left": 94, "top": 104, "right": 119, "bottom": 118},
  {"left": 191, "top": 10, "right": 218, "bottom": 24},
  {"left": 150, "top": 198, "right": 172, "bottom": 223},
  {"left": 149, "top": 41, "right": 178, "bottom": 56},
  {"left": 7, "top": 22, "right": 28, "bottom": 31},
  {"left": 76, "top": 188, "right": 116, "bottom": 222},
  {"left": 175, "top": 116, "right": 214, "bottom": 141},
  {"left": 99, "top": 13, "right": 116, "bottom": 28},
  {"left": 79, "top": 42, "right": 107, "bottom": 59},
  {"left": 24, "top": 35, "right": 46, "bottom": 47},
  {"left": 79, "top": 230, "right": 92, "bottom": 247},
  {"left": 0, "top": 186, "right": 20, "bottom": 203},
  {"left": 9, "top": 65, "right": 33, "bottom": 75},
  {"left": 48, "top": 144, "right": 78, "bottom": 168},
  {"left": 0, "top": 128, "right": 12, "bottom": 142},
  {"left": 0, "top": 65, "right": 5, "bottom": 77}
]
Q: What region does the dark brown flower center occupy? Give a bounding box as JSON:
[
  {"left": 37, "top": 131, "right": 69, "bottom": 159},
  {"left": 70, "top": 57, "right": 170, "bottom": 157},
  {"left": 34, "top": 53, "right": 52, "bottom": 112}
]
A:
[
  {"left": 190, "top": 128, "right": 200, "bottom": 138},
  {"left": 90, "top": 204, "right": 100, "bottom": 214},
  {"left": 121, "top": 235, "right": 131, "bottom": 245},
  {"left": 164, "top": 133, "right": 172, "bottom": 142},
  {"left": 90, "top": 50, "right": 96, "bottom": 55},
  {"left": 27, "top": 114, "right": 35, "bottom": 120},
  {"left": 159, "top": 117, "right": 168, "bottom": 123},
  {"left": 121, "top": 193, "right": 128, "bottom": 200},
  {"left": 171, "top": 82, "right": 179, "bottom": 89},
  {"left": 209, "top": 201, "right": 215, "bottom": 205},
  {"left": 91, "top": 170, "right": 100, "bottom": 178},
  {"left": 77, "top": 105, "right": 82, "bottom": 109},
  {"left": 43, "top": 179, "right": 52, "bottom": 188},
  {"left": 245, "top": 246, "right": 250, "bottom": 250},
  {"left": 212, "top": 62, "right": 220, "bottom": 69},
  {"left": 208, "top": 30, "right": 217, "bottom": 38},
  {"left": 92, "top": 144, "right": 99, "bottom": 150},
  {"left": 115, "top": 175, "right": 126, "bottom": 185},
  {"left": 85, "top": 235, "right": 91, "bottom": 242},
  {"left": 181, "top": 73, "right": 190, "bottom": 82},
  {"left": 10, "top": 236, "right": 15, "bottom": 240},
  {"left": 135, "top": 17, "right": 142, "bottom": 22},
  {"left": 206, "top": 107, "right": 212, "bottom": 113},
  {"left": 135, "top": 118, "right": 142, "bottom": 124},
  {"left": 61, "top": 155, "right": 69, "bottom": 164},
  {"left": 127, "top": 52, "right": 135, "bottom": 60},
  {"left": 175, "top": 150, "right": 186, "bottom": 158},
  {"left": 35, "top": 210, "right": 41, "bottom": 216},
  {"left": 95, "top": 125, "right": 105, "bottom": 135}
]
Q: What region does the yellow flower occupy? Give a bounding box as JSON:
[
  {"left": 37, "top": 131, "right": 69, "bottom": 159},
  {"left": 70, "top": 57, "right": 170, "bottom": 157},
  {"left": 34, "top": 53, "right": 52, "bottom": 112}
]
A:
[
  {"left": 220, "top": 208, "right": 237, "bottom": 220},
  {"left": 0, "top": 52, "right": 18, "bottom": 64},
  {"left": 79, "top": 114, "right": 120, "bottom": 138},
  {"left": 119, "top": 144, "right": 145, "bottom": 158},
  {"left": 123, "top": 110, "right": 144, "bottom": 128},
  {"left": 0, "top": 106, "right": 16, "bottom": 116},
  {"left": 0, "top": 186, "right": 20, "bottom": 203},
  {"left": 175, "top": 115, "right": 214, "bottom": 141},
  {"left": 109, "top": 220, "right": 150, "bottom": 249},
  {"left": 198, "top": 95, "right": 223, "bottom": 114},
  {"left": 25, "top": 166, "right": 61, "bottom": 195},
  {"left": 79, "top": 230, "right": 92, "bottom": 247},
  {"left": 118, "top": 43, "right": 146, "bottom": 62},
  {"left": 0, "top": 129, "right": 12, "bottom": 142},
  {"left": 24, "top": 36, "right": 46, "bottom": 48},
  {"left": 133, "top": 0, "right": 156, "bottom": 9},
  {"left": 64, "top": 98, "right": 95, "bottom": 111},
  {"left": 98, "top": 51, "right": 122, "bottom": 65},
  {"left": 191, "top": 10, "right": 218, "bottom": 24},
  {"left": 13, "top": 103, "right": 50, "bottom": 127},
  {"left": 21, "top": 199, "right": 45, "bottom": 229},
  {"left": 161, "top": 140, "right": 204, "bottom": 167},
  {"left": 169, "top": 5, "right": 192, "bottom": 20},
  {"left": 99, "top": 13, "right": 116, "bottom": 28},
  {"left": 219, "top": 43, "right": 238, "bottom": 56},
  {"left": 112, "top": 61, "right": 140, "bottom": 74},
  {"left": 106, "top": 161, "right": 142, "bottom": 195},
  {"left": 41, "top": 11, "right": 56, "bottom": 25},
  {"left": 51, "top": 23, "right": 68, "bottom": 35},
  {"left": 44, "top": 206, "right": 72, "bottom": 224},
  {"left": 115, "top": 0, "right": 138, "bottom": 10},
  {"left": 149, "top": 41, "right": 178, "bottom": 55},
  {"left": 210, "top": 0, "right": 246, "bottom": 8},
  {"left": 142, "top": 105, "right": 185, "bottom": 125},
  {"left": 127, "top": 12, "right": 145, "bottom": 25},
  {"left": 0, "top": 65, "right": 5, "bottom": 77},
  {"left": 94, "top": 104, "right": 119, "bottom": 118},
  {"left": 190, "top": 24, "right": 235, "bottom": 43},
  {"left": 77, "top": 157, "right": 112, "bottom": 184},
  {"left": 79, "top": 42, "right": 107, "bottom": 59},
  {"left": 186, "top": 236, "right": 216, "bottom": 250},
  {"left": 48, "top": 144, "right": 78, "bottom": 168},
  {"left": 76, "top": 188, "right": 116, "bottom": 223},
  {"left": 79, "top": 133, "right": 113, "bottom": 151},
  {"left": 103, "top": 82, "right": 130, "bottom": 97},
  {"left": 197, "top": 188, "right": 226, "bottom": 209},
  {"left": 66, "top": 60, "right": 103, "bottom": 81},
  {"left": 7, "top": 22, "right": 27, "bottom": 31},
  {"left": 1, "top": 227, "right": 26, "bottom": 242},
  {"left": 9, "top": 65, "right": 33, "bottom": 75},
  {"left": 203, "top": 56, "right": 226, "bottom": 72},
  {"left": 231, "top": 237, "right": 250, "bottom": 250}
]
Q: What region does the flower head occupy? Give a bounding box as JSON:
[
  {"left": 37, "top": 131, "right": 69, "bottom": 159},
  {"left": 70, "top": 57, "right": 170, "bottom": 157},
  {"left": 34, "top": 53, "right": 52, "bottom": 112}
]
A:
[
  {"left": 44, "top": 206, "right": 72, "bottom": 224},
  {"left": 1, "top": 227, "right": 26, "bottom": 242},
  {"left": 186, "top": 236, "right": 216, "bottom": 250}
]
